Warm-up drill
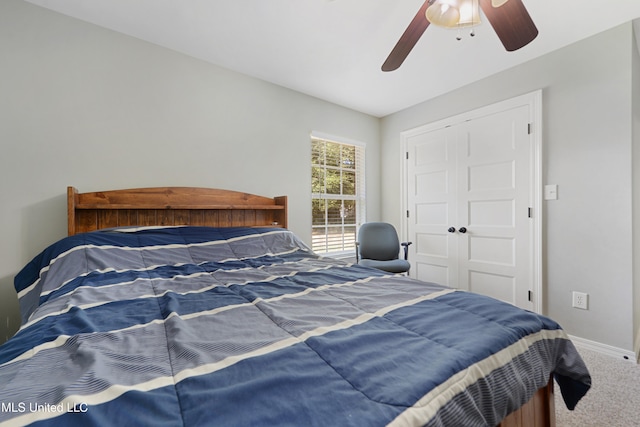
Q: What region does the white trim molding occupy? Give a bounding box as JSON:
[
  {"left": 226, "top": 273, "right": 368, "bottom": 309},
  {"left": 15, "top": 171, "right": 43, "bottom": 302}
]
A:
[
  {"left": 310, "top": 131, "right": 367, "bottom": 148},
  {"left": 569, "top": 335, "right": 638, "bottom": 364}
]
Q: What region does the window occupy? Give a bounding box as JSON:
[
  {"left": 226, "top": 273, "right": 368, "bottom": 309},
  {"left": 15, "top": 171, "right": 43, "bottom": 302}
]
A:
[{"left": 311, "top": 135, "right": 365, "bottom": 255}]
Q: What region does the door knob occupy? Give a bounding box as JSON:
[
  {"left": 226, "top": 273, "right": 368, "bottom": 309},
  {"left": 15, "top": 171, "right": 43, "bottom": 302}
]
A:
[
  {"left": 448, "top": 227, "right": 456, "bottom": 233},
  {"left": 459, "top": 227, "right": 467, "bottom": 233}
]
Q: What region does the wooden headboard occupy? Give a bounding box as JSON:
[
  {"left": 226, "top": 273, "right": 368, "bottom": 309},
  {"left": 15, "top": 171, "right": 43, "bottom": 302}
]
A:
[{"left": 67, "top": 186, "right": 287, "bottom": 236}]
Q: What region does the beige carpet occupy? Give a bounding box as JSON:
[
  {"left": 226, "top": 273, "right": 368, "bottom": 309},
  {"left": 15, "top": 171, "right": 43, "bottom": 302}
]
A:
[{"left": 555, "top": 346, "right": 640, "bottom": 427}]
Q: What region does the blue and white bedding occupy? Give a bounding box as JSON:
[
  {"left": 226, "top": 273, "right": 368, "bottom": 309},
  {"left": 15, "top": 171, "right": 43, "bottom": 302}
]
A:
[{"left": 1, "top": 226, "right": 590, "bottom": 426}]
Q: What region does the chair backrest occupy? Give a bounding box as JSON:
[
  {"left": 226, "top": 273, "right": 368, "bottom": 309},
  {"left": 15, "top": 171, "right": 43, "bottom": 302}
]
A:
[{"left": 357, "top": 222, "right": 401, "bottom": 261}]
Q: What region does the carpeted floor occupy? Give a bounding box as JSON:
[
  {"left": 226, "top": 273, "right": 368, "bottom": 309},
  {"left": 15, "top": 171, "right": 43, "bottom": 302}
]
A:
[{"left": 555, "top": 346, "right": 640, "bottom": 427}]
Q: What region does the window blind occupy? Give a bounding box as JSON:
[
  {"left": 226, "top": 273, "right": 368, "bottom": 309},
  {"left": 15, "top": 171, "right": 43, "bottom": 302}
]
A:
[{"left": 311, "top": 135, "right": 366, "bottom": 255}]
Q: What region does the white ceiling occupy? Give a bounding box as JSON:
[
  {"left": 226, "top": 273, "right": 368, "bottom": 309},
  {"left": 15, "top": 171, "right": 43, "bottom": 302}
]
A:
[{"left": 23, "top": 0, "right": 640, "bottom": 117}]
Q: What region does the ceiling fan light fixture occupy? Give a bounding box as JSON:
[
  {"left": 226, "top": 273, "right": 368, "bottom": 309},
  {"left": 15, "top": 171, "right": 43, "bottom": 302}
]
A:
[
  {"left": 382, "top": 0, "right": 538, "bottom": 72},
  {"left": 425, "top": 1, "right": 460, "bottom": 28},
  {"left": 457, "top": 0, "right": 481, "bottom": 28},
  {"left": 426, "top": 0, "right": 480, "bottom": 29}
]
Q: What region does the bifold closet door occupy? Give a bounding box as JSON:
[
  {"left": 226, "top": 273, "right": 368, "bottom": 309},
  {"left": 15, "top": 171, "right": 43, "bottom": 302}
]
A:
[
  {"left": 406, "top": 125, "right": 459, "bottom": 288},
  {"left": 456, "top": 105, "right": 532, "bottom": 309},
  {"left": 406, "top": 104, "right": 533, "bottom": 310}
]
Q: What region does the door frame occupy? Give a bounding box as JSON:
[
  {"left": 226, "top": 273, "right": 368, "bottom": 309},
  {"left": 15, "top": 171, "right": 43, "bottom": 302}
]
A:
[{"left": 400, "top": 90, "right": 543, "bottom": 314}]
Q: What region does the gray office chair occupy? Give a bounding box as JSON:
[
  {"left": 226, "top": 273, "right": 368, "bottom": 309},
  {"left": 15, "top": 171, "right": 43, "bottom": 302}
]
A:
[{"left": 355, "top": 222, "right": 412, "bottom": 274}]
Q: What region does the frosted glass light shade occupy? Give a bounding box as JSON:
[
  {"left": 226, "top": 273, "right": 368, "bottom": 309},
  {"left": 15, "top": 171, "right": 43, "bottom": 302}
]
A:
[
  {"left": 492, "top": 0, "right": 509, "bottom": 7},
  {"left": 457, "top": 0, "right": 481, "bottom": 27},
  {"left": 425, "top": 1, "right": 461, "bottom": 28},
  {"left": 426, "top": 0, "right": 481, "bottom": 29}
]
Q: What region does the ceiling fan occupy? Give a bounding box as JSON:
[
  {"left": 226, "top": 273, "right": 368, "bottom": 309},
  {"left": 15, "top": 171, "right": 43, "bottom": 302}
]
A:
[{"left": 382, "top": 0, "right": 538, "bottom": 72}]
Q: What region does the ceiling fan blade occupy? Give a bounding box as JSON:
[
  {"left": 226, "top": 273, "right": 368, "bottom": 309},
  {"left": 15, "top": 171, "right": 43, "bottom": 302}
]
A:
[
  {"left": 382, "top": 1, "right": 431, "bottom": 72},
  {"left": 479, "top": 0, "right": 538, "bottom": 52}
]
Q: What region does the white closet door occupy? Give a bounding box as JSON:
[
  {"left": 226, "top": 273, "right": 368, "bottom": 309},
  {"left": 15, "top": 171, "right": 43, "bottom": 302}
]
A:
[
  {"left": 406, "top": 125, "right": 458, "bottom": 288},
  {"left": 456, "top": 105, "right": 532, "bottom": 309},
  {"left": 405, "top": 95, "right": 537, "bottom": 311}
]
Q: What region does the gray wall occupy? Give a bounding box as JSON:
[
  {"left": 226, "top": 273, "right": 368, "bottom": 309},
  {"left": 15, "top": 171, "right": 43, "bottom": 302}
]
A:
[
  {"left": 1, "top": 0, "right": 638, "bottom": 356},
  {"left": 0, "top": 0, "right": 380, "bottom": 342},
  {"left": 381, "top": 23, "right": 638, "bottom": 352}
]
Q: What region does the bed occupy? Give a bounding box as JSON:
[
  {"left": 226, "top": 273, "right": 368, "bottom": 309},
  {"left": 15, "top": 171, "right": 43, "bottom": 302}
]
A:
[{"left": 0, "top": 187, "right": 590, "bottom": 426}]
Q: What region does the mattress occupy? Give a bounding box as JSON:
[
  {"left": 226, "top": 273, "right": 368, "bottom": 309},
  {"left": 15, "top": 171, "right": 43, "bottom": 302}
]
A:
[{"left": 0, "top": 226, "right": 590, "bottom": 426}]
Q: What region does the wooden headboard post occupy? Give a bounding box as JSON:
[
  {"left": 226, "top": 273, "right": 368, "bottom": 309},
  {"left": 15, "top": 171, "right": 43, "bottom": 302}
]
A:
[
  {"left": 67, "top": 186, "right": 79, "bottom": 237},
  {"left": 67, "top": 186, "right": 288, "bottom": 235}
]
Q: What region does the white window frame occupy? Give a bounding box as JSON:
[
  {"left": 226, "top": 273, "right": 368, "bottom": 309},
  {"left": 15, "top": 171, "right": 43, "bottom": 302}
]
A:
[{"left": 311, "top": 132, "right": 366, "bottom": 257}]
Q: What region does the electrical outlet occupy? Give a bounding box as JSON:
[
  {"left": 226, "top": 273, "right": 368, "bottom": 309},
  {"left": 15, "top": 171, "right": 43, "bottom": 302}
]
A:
[{"left": 572, "top": 291, "right": 588, "bottom": 310}]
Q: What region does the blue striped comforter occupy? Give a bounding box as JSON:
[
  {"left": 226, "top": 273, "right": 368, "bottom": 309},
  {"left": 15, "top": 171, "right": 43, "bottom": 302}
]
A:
[{"left": 1, "top": 226, "right": 590, "bottom": 426}]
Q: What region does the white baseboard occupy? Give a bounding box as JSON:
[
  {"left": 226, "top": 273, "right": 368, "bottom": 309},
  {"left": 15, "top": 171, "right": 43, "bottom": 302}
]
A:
[{"left": 568, "top": 335, "right": 637, "bottom": 364}]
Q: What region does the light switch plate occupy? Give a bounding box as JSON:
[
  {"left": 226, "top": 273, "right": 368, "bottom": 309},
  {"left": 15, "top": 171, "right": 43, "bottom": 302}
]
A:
[{"left": 544, "top": 184, "right": 558, "bottom": 200}]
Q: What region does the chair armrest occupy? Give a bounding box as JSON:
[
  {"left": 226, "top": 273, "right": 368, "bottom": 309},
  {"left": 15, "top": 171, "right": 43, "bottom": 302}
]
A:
[{"left": 401, "top": 241, "right": 413, "bottom": 261}]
